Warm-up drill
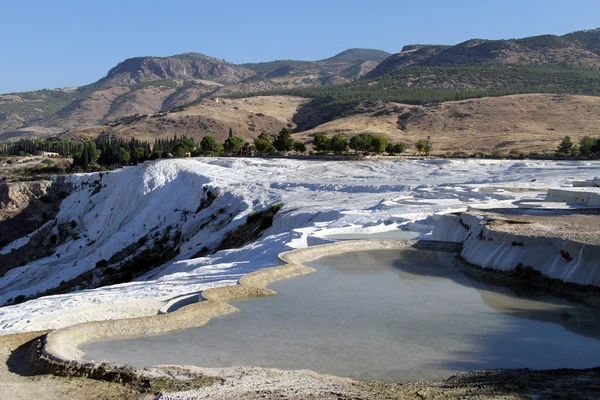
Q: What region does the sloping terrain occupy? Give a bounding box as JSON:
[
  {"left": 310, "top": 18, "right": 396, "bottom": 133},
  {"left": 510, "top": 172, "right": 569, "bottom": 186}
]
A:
[
  {"left": 295, "top": 94, "right": 600, "bottom": 154},
  {"left": 241, "top": 48, "right": 390, "bottom": 79},
  {"left": 2, "top": 158, "right": 599, "bottom": 332},
  {"left": 4, "top": 81, "right": 226, "bottom": 140},
  {"left": 1, "top": 49, "right": 389, "bottom": 138},
  {"left": 2, "top": 29, "right": 600, "bottom": 142},
  {"left": 367, "top": 30, "right": 600, "bottom": 79},
  {"left": 50, "top": 93, "right": 599, "bottom": 154},
  {"left": 364, "top": 45, "right": 452, "bottom": 78},
  {"left": 0, "top": 90, "right": 82, "bottom": 137},
  {"left": 55, "top": 96, "right": 306, "bottom": 144}
]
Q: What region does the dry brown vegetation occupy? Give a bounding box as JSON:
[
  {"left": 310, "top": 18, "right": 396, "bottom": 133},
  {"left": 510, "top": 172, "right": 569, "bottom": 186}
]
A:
[
  {"left": 51, "top": 93, "right": 600, "bottom": 155},
  {"left": 57, "top": 96, "right": 307, "bottom": 144},
  {"left": 298, "top": 93, "right": 600, "bottom": 154}
]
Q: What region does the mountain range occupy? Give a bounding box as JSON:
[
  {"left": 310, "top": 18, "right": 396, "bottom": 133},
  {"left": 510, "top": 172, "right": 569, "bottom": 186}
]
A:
[{"left": 1, "top": 28, "right": 600, "bottom": 153}]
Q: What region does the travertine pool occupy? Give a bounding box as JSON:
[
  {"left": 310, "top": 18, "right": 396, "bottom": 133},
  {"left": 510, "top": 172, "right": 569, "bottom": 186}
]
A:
[{"left": 81, "top": 250, "right": 600, "bottom": 382}]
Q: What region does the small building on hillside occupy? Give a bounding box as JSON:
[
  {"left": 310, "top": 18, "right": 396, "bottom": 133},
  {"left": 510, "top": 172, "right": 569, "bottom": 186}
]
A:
[{"left": 38, "top": 151, "right": 60, "bottom": 157}]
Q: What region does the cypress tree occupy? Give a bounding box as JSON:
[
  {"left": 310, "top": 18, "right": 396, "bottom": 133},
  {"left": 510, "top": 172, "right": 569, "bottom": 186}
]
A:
[{"left": 82, "top": 143, "right": 89, "bottom": 170}]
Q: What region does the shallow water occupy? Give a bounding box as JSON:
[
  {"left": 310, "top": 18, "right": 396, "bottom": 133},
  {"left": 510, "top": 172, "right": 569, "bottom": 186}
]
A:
[{"left": 81, "top": 250, "right": 600, "bottom": 382}]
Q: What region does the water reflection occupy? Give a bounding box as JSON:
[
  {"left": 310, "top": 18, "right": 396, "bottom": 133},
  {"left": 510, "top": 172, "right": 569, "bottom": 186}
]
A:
[{"left": 371, "top": 250, "right": 600, "bottom": 340}]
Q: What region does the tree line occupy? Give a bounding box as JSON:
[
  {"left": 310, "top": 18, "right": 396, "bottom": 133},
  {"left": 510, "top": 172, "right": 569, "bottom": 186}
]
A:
[
  {"left": 226, "top": 64, "right": 600, "bottom": 106},
  {"left": 192, "top": 129, "right": 426, "bottom": 157},
  {"left": 1, "top": 129, "right": 431, "bottom": 173},
  {"left": 0, "top": 136, "right": 193, "bottom": 171},
  {"left": 556, "top": 135, "right": 600, "bottom": 158}
]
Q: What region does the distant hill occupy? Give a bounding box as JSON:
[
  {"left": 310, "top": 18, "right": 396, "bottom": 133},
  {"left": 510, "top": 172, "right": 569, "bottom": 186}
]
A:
[
  {"left": 364, "top": 45, "right": 451, "bottom": 78},
  {"left": 98, "top": 53, "right": 256, "bottom": 86},
  {"left": 2, "top": 29, "right": 600, "bottom": 141},
  {"left": 0, "top": 89, "right": 83, "bottom": 139},
  {"left": 1, "top": 48, "right": 391, "bottom": 139},
  {"left": 563, "top": 28, "right": 600, "bottom": 56},
  {"left": 239, "top": 60, "right": 312, "bottom": 76},
  {"left": 366, "top": 29, "right": 600, "bottom": 79},
  {"left": 240, "top": 48, "right": 390, "bottom": 81},
  {"left": 327, "top": 48, "right": 391, "bottom": 62}
]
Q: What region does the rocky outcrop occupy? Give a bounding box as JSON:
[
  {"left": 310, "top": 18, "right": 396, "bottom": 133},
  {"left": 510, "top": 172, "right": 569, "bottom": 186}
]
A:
[
  {"left": 0, "top": 179, "right": 73, "bottom": 248},
  {"left": 99, "top": 53, "right": 256, "bottom": 86},
  {"left": 0, "top": 180, "right": 53, "bottom": 212},
  {"left": 339, "top": 60, "right": 379, "bottom": 80}
]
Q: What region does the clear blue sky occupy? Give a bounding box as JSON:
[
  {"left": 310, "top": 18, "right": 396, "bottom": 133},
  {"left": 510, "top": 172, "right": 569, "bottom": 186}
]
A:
[{"left": 1, "top": 0, "right": 599, "bottom": 93}]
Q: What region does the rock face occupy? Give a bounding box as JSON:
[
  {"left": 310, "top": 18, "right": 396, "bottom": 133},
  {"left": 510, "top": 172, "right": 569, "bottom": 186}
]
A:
[
  {"left": 0, "top": 180, "right": 53, "bottom": 213},
  {"left": 339, "top": 60, "right": 379, "bottom": 79},
  {"left": 0, "top": 179, "right": 72, "bottom": 247},
  {"left": 99, "top": 53, "right": 256, "bottom": 86}
]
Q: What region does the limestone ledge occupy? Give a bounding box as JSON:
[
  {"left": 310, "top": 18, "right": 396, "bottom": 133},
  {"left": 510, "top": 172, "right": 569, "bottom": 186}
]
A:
[{"left": 432, "top": 212, "right": 600, "bottom": 287}]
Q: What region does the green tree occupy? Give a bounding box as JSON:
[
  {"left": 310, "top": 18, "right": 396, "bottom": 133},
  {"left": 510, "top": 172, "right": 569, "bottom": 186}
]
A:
[
  {"left": 200, "top": 136, "right": 222, "bottom": 154},
  {"left": 172, "top": 143, "right": 187, "bottom": 157},
  {"left": 370, "top": 135, "right": 388, "bottom": 154},
  {"left": 329, "top": 134, "right": 349, "bottom": 154},
  {"left": 313, "top": 134, "right": 331, "bottom": 152},
  {"left": 293, "top": 141, "right": 307, "bottom": 153},
  {"left": 394, "top": 142, "right": 407, "bottom": 154},
  {"left": 556, "top": 136, "right": 574, "bottom": 157},
  {"left": 349, "top": 133, "right": 373, "bottom": 153},
  {"left": 254, "top": 131, "right": 275, "bottom": 155},
  {"left": 132, "top": 147, "right": 146, "bottom": 164},
  {"left": 82, "top": 144, "right": 89, "bottom": 170},
  {"left": 592, "top": 139, "right": 600, "bottom": 156},
  {"left": 580, "top": 136, "right": 596, "bottom": 157},
  {"left": 223, "top": 136, "right": 245, "bottom": 154},
  {"left": 423, "top": 140, "right": 433, "bottom": 155},
  {"left": 86, "top": 141, "right": 99, "bottom": 164},
  {"left": 228, "top": 127, "right": 234, "bottom": 139},
  {"left": 149, "top": 150, "right": 161, "bottom": 160},
  {"left": 178, "top": 138, "right": 195, "bottom": 153},
  {"left": 386, "top": 142, "right": 407, "bottom": 154},
  {"left": 415, "top": 140, "right": 427, "bottom": 155},
  {"left": 570, "top": 145, "right": 580, "bottom": 157},
  {"left": 118, "top": 147, "right": 131, "bottom": 164},
  {"left": 273, "top": 128, "right": 295, "bottom": 153},
  {"left": 72, "top": 151, "right": 85, "bottom": 169}
]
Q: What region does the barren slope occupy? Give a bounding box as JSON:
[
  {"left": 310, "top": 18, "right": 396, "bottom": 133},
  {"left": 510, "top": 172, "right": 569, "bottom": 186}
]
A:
[
  {"left": 296, "top": 94, "right": 600, "bottom": 154},
  {"left": 52, "top": 93, "right": 600, "bottom": 155},
  {"left": 56, "top": 96, "right": 307, "bottom": 143}
]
